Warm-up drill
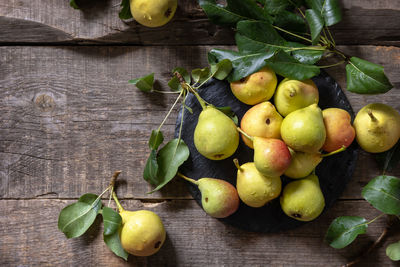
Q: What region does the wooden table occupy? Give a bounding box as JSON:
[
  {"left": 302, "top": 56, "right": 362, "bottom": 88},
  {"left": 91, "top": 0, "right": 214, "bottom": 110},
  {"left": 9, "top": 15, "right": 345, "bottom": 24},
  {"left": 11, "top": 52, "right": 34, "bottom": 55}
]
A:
[{"left": 1, "top": 1, "right": 399, "bottom": 266}]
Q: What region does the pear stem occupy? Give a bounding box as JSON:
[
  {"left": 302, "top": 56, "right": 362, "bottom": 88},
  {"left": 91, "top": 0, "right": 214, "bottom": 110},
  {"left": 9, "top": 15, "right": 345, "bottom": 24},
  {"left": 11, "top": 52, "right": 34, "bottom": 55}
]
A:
[
  {"left": 233, "top": 158, "right": 242, "bottom": 171},
  {"left": 236, "top": 127, "right": 254, "bottom": 141},
  {"left": 367, "top": 109, "right": 378, "bottom": 122},
  {"left": 321, "top": 145, "right": 347, "bottom": 158},
  {"left": 112, "top": 191, "right": 124, "bottom": 213},
  {"left": 177, "top": 172, "right": 198, "bottom": 185},
  {"left": 108, "top": 171, "right": 121, "bottom": 207}
]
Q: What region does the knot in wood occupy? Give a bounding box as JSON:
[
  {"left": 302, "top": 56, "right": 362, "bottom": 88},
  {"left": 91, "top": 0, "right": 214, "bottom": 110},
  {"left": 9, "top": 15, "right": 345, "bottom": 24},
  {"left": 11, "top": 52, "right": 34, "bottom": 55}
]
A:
[{"left": 35, "top": 94, "right": 55, "bottom": 112}]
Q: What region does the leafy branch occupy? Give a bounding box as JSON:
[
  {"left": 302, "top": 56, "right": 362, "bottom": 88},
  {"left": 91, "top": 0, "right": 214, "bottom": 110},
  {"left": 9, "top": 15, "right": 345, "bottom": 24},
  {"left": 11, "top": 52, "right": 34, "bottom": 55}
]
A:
[{"left": 198, "top": 0, "right": 393, "bottom": 94}]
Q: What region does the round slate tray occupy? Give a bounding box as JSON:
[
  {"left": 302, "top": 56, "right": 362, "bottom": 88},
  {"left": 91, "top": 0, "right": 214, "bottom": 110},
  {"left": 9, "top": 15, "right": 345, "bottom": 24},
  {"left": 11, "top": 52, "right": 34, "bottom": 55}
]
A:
[{"left": 174, "top": 71, "right": 358, "bottom": 233}]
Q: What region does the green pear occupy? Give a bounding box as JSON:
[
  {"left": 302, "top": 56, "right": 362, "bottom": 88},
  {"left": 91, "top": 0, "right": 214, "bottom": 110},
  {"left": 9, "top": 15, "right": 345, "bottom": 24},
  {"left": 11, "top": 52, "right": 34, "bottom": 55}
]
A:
[
  {"left": 194, "top": 106, "right": 239, "bottom": 160},
  {"left": 130, "top": 0, "right": 177, "bottom": 28},
  {"left": 284, "top": 148, "right": 323, "bottom": 179},
  {"left": 353, "top": 103, "right": 400, "bottom": 153},
  {"left": 240, "top": 101, "right": 283, "bottom": 149},
  {"left": 234, "top": 160, "right": 281, "bottom": 208},
  {"left": 281, "top": 104, "right": 326, "bottom": 153},
  {"left": 280, "top": 174, "right": 325, "bottom": 221},
  {"left": 179, "top": 174, "right": 239, "bottom": 218},
  {"left": 274, "top": 78, "right": 319, "bottom": 117}
]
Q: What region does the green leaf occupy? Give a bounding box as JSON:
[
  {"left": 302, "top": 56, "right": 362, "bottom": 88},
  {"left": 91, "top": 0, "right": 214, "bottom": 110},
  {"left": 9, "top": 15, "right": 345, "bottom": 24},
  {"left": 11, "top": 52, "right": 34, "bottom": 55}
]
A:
[
  {"left": 149, "top": 139, "right": 190, "bottom": 193},
  {"left": 119, "top": 0, "right": 133, "bottom": 20},
  {"left": 208, "top": 49, "right": 274, "bottom": 82},
  {"left": 143, "top": 150, "right": 159, "bottom": 185},
  {"left": 375, "top": 140, "right": 400, "bottom": 173},
  {"left": 192, "top": 67, "right": 211, "bottom": 84},
  {"left": 362, "top": 175, "right": 400, "bottom": 215},
  {"left": 104, "top": 231, "right": 129, "bottom": 261},
  {"left": 325, "top": 216, "right": 368, "bottom": 249},
  {"left": 216, "top": 106, "right": 239, "bottom": 125},
  {"left": 286, "top": 42, "right": 325, "bottom": 64},
  {"left": 168, "top": 67, "right": 190, "bottom": 92},
  {"left": 265, "top": 50, "right": 320, "bottom": 80},
  {"left": 211, "top": 59, "right": 233, "bottom": 80},
  {"left": 273, "top": 10, "right": 307, "bottom": 36},
  {"left": 129, "top": 73, "right": 155, "bottom": 92},
  {"left": 70, "top": 0, "right": 80, "bottom": 9},
  {"left": 386, "top": 241, "right": 400, "bottom": 261},
  {"left": 264, "top": 0, "right": 291, "bottom": 15},
  {"left": 346, "top": 57, "right": 393, "bottom": 94},
  {"left": 173, "top": 67, "right": 191, "bottom": 84},
  {"left": 306, "top": 0, "right": 342, "bottom": 26},
  {"left": 102, "top": 207, "right": 122, "bottom": 236},
  {"left": 305, "top": 9, "right": 324, "bottom": 45},
  {"left": 58, "top": 194, "right": 102, "bottom": 238},
  {"left": 149, "top": 130, "right": 164, "bottom": 150},
  {"left": 199, "top": 0, "right": 272, "bottom": 26}
]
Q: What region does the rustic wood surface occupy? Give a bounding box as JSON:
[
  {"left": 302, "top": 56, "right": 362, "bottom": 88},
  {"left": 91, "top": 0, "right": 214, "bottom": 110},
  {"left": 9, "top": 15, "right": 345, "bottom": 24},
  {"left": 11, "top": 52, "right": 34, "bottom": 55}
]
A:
[{"left": 0, "top": 1, "right": 400, "bottom": 266}]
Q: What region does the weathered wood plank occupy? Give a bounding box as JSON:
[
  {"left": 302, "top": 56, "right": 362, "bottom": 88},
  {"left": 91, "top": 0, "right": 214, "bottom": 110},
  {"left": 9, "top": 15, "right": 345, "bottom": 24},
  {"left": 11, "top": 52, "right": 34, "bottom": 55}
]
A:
[
  {"left": 0, "top": 45, "right": 399, "bottom": 200},
  {"left": 0, "top": 0, "right": 399, "bottom": 45},
  {"left": 0, "top": 199, "right": 398, "bottom": 266}
]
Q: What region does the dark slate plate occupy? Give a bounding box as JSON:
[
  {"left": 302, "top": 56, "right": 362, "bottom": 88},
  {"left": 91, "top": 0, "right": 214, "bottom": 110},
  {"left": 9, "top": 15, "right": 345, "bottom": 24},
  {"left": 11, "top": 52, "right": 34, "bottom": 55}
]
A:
[{"left": 174, "top": 70, "right": 358, "bottom": 233}]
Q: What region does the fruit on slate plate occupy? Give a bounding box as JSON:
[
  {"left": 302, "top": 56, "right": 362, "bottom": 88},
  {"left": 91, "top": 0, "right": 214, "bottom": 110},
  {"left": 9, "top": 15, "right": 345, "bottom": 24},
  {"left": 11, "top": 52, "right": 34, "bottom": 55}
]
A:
[
  {"left": 130, "top": 0, "right": 177, "bottom": 28},
  {"left": 230, "top": 67, "right": 277, "bottom": 105},
  {"left": 353, "top": 103, "right": 400, "bottom": 153},
  {"left": 280, "top": 174, "right": 325, "bottom": 222},
  {"left": 234, "top": 159, "right": 281, "bottom": 208},
  {"left": 194, "top": 106, "right": 239, "bottom": 160},
  {"left": 322, "top": 108, "right": 356, "bottom": 152},
  {"left": 281, "top": 104, "right": 326, "bottom": 153},
  {"left": 274, "top": 78, "right": 319, "bottom": 117},
  {"left": 240, "top": 101, "right": 283, "bottom": 149},
  {"left": 179, "top": 174, "right": 239, "bottom": 218},
  {"left": 284, "top": 148, "right": 323, "bottom": 179},
  {"left": 115, "top": 199, "right": 166, "bottom": 257}
]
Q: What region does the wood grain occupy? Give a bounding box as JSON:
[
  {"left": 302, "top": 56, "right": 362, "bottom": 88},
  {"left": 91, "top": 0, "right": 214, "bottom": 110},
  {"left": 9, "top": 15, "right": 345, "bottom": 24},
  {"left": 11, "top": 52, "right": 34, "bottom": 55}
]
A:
[
  {"left": 0, "top": 199, "right": 399, "bottom": 266},
  {"left": 1, "top": 45, "right": 399, "bottom": 200},
  {"left": 0, "top": 0, "right": 399, "bottom": 45}
]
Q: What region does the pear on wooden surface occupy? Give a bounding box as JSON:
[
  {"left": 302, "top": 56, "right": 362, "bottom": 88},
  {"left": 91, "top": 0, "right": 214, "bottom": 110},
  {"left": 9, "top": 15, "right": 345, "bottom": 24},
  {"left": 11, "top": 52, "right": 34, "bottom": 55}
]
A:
[
  {"left": 281, "top": 104, "right": 326, "bottom": 153},
  {"left": 194, "top": 106, "right": 239, "bottom": 160},
  {"left": 240, "top": 101, "right": 283, "bottom": 149},
  {"left": 130, "top": 0, "right": 177, "bottom": 28},
  {"left": 280, "top": 174, "right": 325, "bottom": 222}
]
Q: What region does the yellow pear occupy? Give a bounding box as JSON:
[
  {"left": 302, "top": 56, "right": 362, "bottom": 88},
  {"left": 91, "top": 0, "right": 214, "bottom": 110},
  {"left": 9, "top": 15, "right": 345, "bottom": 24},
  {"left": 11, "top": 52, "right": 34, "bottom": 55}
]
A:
[
  {"left": 274, "top": 78, "right": 319, "bottom": 117},
  {"left": 130, "top": 0, "right": 177, "bottom": 28},
  {"left": 322, "top": 108, "right": 355, "bottom": 152},
  {"left": 353, "top": 103, "right": 400, "bottom": 153},
  {"left": 280, "top": 174, "right": 325, "bottom": 221},
  {"left": 284, "top": 148, "right": 323, "bottom": 179},
  {"left": 235, "top": 160, "right": 281, "bottom": 208},
  {"left": 119, "top": 210, "right": 166, "bottom": 257},
  {"left": 194, "top": 106, "right": 239, "bottom": 160},
  {"left": 230, "top": 67, "right": 277, "bottom": 105},
  {"left": 240, "top": 101, "right": 283, "bottom": 148}
]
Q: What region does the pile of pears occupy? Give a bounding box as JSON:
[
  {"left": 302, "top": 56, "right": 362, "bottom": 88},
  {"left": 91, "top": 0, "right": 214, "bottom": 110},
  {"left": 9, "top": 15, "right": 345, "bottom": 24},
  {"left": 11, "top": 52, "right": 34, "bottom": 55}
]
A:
[{"left": 190, "top": 67, "right": 400, "bottom": 222}]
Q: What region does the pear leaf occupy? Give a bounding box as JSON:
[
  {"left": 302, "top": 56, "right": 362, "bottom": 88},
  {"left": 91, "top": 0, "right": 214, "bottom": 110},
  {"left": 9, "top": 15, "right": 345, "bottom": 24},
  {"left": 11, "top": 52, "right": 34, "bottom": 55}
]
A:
[
  {"left": 119, "top": 0, "right": 133, "bottom": 20},
  {"left": 104, "top": 231, "right": 129, "bottom": 261},
  {"left": 211, "top": 59, "right": 233, "bottom": 80},
  {"left": 264, "top": 0, "right": 291, "bottom": 15},
  {"left": 102, "top": 207, "right": 122, "bottom": 236},
  {"left": 286, "top": 42, "right": 324, "bottom": 64},
  {"left": 143, "top": 150, "right": 159, "bottom": 185},
  {"left": 192, "top": 67, "right": 211, "bottom": 84},
  {"left": 58, "top": 194, "right": 102, "bottom": 238},
  {"left": 306, "top": 0, "right": 342, "bottom": 26},
  {"left": 208, "top": 49, "right": 274, "bottom": 82},
  {"left": 375, "top": 140, "right": 400, "bottom": 173},
  {"left": 305, "top": 9, "right": 324, "bottom": 45},
  {"left": 325, "top": 216, "right": 368, "bottom": 249},
  {"left": 273, "top": 10, "right": 307, "bottom": 37},
  {"left": 386, "top": 241, "right": 400, "bottom": 261},
  {"left": 149, "top": 130, "right": 164, "bottom": 150},
  {"left": 362, "top": 175, "right": 400, "bottom": 215},
  {"left": 149, "top": 139, "right": 190, "bottom": 193},
  {"left": 265, "top": 50, "right": 320, "bottom": 80},
  {"left": 129, "top": 73, "right": 155, "bottom": 92},
  {"left": 169, "top": 67, "right": 190, "bottom": 91}
]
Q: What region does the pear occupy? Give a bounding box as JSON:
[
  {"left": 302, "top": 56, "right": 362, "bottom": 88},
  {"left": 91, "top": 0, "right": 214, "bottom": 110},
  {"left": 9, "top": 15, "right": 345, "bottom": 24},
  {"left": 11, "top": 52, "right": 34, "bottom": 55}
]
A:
[
  {"left": 281, "top": 104, "right": 326, "bottom": 153},
  {"left": 322, "top": 108, "right": 355, "bottom": 152},
  {"left": 194, "top": 106, "right": 239, "bottom": 160},
  {"left": 353, "top": 103, "right": 400, "bottom": 153},
  {"left": 130, "top": 0, "right": 177, "bottom": 28},
  {"left": 240, "top": 101, "right": 283, "bottom": 149},
  {"left": 280, "top": 174, "right": 325, "bottom": 221},
  {"left": 234, "top": 159, "right": 281, "bottom": 208},
  {"left": 179, "top": 174, "right": 239, "bottom": 218},
  {"left": 274, "top": 78, "right": 319, "bottom": 117},
  {"left": 284, "top": 148, "right": 323, "bottom": 179},
  {"left": 230, "top": 67, "right": 277, "bottom": 105}
]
